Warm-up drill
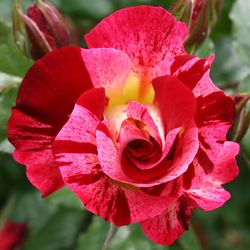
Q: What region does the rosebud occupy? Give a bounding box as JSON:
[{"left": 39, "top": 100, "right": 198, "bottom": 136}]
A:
[
  {"left": 169, "top": 0, "right": 192, "bottom": 24},
  {"left": 12, "top": 0, "right": 70, "bottom": 60},
  {"left": 170, "top": 0, "right": 223, "bottom": 51},
  {"left": 228, "top": 93, "right": 250, "bottom": 142}
]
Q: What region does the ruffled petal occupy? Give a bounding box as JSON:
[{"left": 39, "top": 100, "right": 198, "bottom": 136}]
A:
[
  {"left": 195, "top": 91, "right": 236, "bottom": 163},
  {"left": 141, "top": 197, "right": 192, "bottom": 245},
  {"left": 8, "top": 46, "right": 93, "bottom": 196},
  {"left": 85, "top": 6, "right": 187, "bottom": 78},
  {"left": 170, "top": 55, "right": 219, "bottom": 97},
  {"left": 65, "top": 174, "right": 172, "bottom": 226},
  {"left": 153, "top": 76, "right": 197, "bottom": 132},
  {"left": 96, "top": 120, "right": 199, "bottom": 187},
  {"left": 183, "top": 141, "right": 239, "bottom": 211}
]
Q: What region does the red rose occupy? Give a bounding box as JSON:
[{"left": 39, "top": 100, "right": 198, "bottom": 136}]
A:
[
  {"left": 0, "top": 221, "right": 27, "bottom": 250},
  {"left": 8, "top": 6, "right": 239, "bottom": 245}
]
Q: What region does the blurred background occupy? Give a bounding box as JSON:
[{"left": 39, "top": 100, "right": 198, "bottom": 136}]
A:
[{"left": 0, "top": 0, "right": 250, "bottom": 249}]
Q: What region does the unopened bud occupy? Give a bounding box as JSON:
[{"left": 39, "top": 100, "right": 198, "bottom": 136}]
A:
[
  {"left": 12, "top": 0, "right": 70, "bottom": 60},
  {"left": 229, "top": 93, "right": 250, "bottom": 142},
  {"left": 170, "top": 0, "right": 192, "bottom": 24},
  {"left": 170, "top": 0, "right": 223, "bottom": 51}
]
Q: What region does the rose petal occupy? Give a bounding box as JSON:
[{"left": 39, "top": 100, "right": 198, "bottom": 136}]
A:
[
  {"left": 96, "top": 120, "right": 199, "bottom": 187},
  {"left": 126, "top": 101, "right": 163, "bottom": 146},
  {"left": 81, "top": 48, "right": 131, "bottom": 90},
  {"left": 8, "top": 46, "right": 93, "bottom": 196},
  {"left": 171, "top": 55, "right": 219, "bottom": 97},
  {"left": 210, "top": 141, "right": 239, "bottom": 184},
  {"left": 141, "top": 197, "right": 192, "bottom": 245},
  {"left": 85, "top": 6, "right": 187, "bottom": 78},
  {"left": 183, "top": 141, "right": 239, "bottom": 211},
  {"left": 65, "top": 175, "right": 172, "bottom": 226},
  {"left": 195, "top": 92, "right": 236, "bottom": 163},
  {"left": 153, "top": 76, "right": 197, "bottom": 133}
]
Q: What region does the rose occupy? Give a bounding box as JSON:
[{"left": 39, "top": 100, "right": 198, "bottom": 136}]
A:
[
  {"left": 8, "top": 6, "right": 239, "bottom": 245},
  {"left": 0, "top": 221, "right": 27, "bottom": 250}
]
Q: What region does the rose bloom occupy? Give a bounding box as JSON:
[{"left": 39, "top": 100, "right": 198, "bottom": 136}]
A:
[
  {"left": 0, "top": 221, "right": 27, "bottom": 250},
  {"left": 8, "top": 6, "right": 239, "bottom": 245}
]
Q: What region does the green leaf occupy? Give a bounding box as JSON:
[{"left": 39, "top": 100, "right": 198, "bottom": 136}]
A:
[
  {"left": 77, "top": 217, "right": 169, "bottom": 250},
  {"left": 210, "top": 36, "right": 250, "bottom": 87},
  {"left": 0, "top": 21, "right": 32, "bottom": 77},
  {"left": 109, "top": 223, "right": 169, "bottom": 250},
  {"left": 0, "top": 80, "right": 19, "bottom": 142},
  {"left": 194, "top": 38, "right": 214, "bottom": 58},
  {"left": 76, "top": 217, "right": 110, "bottom": 250},
  {"left": 0, "top": 72, "right": 21, "bottom": 92},
  {"left": 211, "top": 0, "right": 235, "bottom": 39},
  {"left": 10, "top": 191, "right": 55, "bottom": 233},
  {"left": 45, "top": 187, "right": 84, "bottom": 210},
  {"left": 22, "top": 206, "right": 84, "bottom": 250},
  {"left": 230, "top": 0, "right": 250, "bottom": 67},
  {"left": 175, "top": 227, "right": 201, "bottom": 250},
  {"left": 0, "top": 139, "right": 14, "bottom": 153},
  {"left": 0, "top": 72, "right": 22, "bottom": 143},
  {"left": 8, "top": 190, "right": 85, "bottom": 250}
]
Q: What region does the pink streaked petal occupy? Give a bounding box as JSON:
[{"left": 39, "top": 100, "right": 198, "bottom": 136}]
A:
[
  {"left": 126, "top": 101, "right": 163, "bottom": 146},
  {"left": 9, "top": 109, "right": 64, "bottom": 196},
  {"left": 182, "top": 141, "right": 239, "bottom": 211},
  {"left": 186, "top": 185, "right": 231, "bottom": 211},
  {"left": 153, "top": 76, "right": 197, "bottom": 132},
  {"left": 210, "top": 141, "right": 239, "bottom": 184},
  {"left": 122, "top": 127, "right": 180, "bottom": 171},
  {"left": 196, "top": 92, "right": 236, "bottom": 163},
  {"left": 81, "top": 48, "right": 131, "bottom": 89},
  {"left": 53, "top": 88, "right": 106, "bottom": 175},
  {"left": 8, "top": 46, "right": 93, "bottom": 196},
  {"left": 171, "top": 55, "right": 219, "bottom": 97},
  {"left": 85, "top": 6, "right": 187, "bottom": 78},
  {"left": 141, "top": 197, "right": 192, "bottom": 245},
  {"left": 96, "top": 121, "right": 172, "bottom": 185},
  {"left": 66, "top": 175, "right": 172, "bottom": 226},
  {"left": 96, "top": 121, "right": 199, "bottom": 187}
]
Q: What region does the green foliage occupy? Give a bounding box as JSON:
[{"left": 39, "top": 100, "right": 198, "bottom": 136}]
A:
[
  {"left": 77, "top": 217, "right": 201, "bottom": 250},
  {"left": 210, "top": 36, "right": 250, "bottom": 87},
  {"left": 22, "top": 206, "right": 84, "bottom": 250},
  {"left": 77, "top": 218, "right": 170, "bottom": 250},
  {"left": 0, "top": 73, "right": 21, "bottom": 142},
  {"left": 46, "top": 187, "right": 84, "bottom": 210},
  {"left": 77, "top": 217, "right": 110, "bottom": 250},
  {"left": 0, "top": 21, "right": 32, "bottom": 77},
  {"left": 194, "top": 38, "right": 214, "bottom": 58},
  {"left": 230, "top": 0, "right": 250, "bottom": 67}
]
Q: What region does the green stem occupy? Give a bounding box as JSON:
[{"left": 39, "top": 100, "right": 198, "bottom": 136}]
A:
[{"left": 102, "top": 223, "right": 119, "bottom": 250}]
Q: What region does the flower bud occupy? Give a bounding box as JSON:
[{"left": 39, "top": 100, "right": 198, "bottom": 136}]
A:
[
  {"left": 170, "top": 0, "right": 192, "bottom": 24},
  {"left": 228, "top": 93, "right": 250, "bottom": 142},
  {"left": 12, "top": 0, "right": 70, "bottom": 60},
  {"left": 170, "top": 0, "right": 223, "bottom": 51}
]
